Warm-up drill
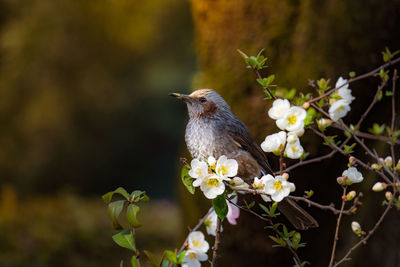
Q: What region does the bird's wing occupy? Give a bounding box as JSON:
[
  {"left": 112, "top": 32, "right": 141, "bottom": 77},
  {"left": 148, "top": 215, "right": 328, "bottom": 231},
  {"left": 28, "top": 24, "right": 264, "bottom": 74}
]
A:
[{"left": 226, "top": 116, "right": 273, "bottom": 174}]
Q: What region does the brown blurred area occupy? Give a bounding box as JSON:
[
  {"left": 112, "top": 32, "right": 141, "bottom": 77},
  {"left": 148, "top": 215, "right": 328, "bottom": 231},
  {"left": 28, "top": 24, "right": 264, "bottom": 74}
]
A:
[{"left": 0, "top": 0, "right": 400, "bottom": 266}]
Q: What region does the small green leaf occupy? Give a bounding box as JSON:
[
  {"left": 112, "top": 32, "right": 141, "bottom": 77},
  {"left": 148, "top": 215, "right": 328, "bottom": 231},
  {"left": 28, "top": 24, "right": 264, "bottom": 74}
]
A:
[
  {"left": 108, "top": 200, "right": 125, "bottom": 229},
  {"left": 385, "top": 91, "right": 393, "bottom": 96},
  {"left": 102, "top": 187, "right": 130, "bottom": 203},
  {"left": 349, "top": 71, "right": 356, "bottom": 78},
  {"left": 213, "top": 194, "right": 228, "bottom": 220},
  {"left": 112, "top": 229, "right": 136, "bottom": 251},
  {"left": 131, "top": 256, "right": 139, "bottom": 267},
  {"left": 161, "top": 260, "right": 169, "bottom": 267},
  {"left": 181, "top": 165, "right": 195, "bottom": 194},
  {"left": 127, "top": 204, "right": 142, "bottom": 228},
  {"left": 165, "top": 250, "right": 178, "bottom": 264},
  {"left": 304, "top": 190, "right": 314, "bottom": 198},
  {"left": 343, "top": 143, "right": 357, "bottom": 155},
  {"left": 368, "top": 123, "right": 385, "bottom": 135},
  {"left": 177, "top": 251, "right": 186, "bottom": 264}
]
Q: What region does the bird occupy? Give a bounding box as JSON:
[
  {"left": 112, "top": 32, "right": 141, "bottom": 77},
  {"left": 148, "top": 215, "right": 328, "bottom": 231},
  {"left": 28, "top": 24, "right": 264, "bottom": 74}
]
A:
[{"left": 170, "top": 89, "right": 318, "bottom": 230}]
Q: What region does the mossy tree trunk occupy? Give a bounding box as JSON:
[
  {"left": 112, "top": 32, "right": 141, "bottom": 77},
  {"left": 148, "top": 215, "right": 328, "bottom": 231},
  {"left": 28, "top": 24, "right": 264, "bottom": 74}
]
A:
[{"left": 182, "top": 0, "right": 400, "bottom": 266}]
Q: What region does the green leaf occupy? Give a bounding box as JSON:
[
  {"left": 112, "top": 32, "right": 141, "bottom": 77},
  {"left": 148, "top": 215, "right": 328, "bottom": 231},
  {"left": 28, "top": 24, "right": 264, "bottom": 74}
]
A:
[
  {"left": 112, "top": 229, "right": 136, "bottom": 251},
  {"left": 212, "top": 194, "right": 228, "bottom": 220},
  {"left": 181, "top": 165, "right": 195, "bottom": 194},
  {"left": 177, "top": 251, "right": 186, "bottom": 264},
  {"left": 343, "top": 143, "right": 356, "bottom": 154},
  {"left": 304, "top": 190, "right": 314, "bottom": 198},
  {"left": 368, "top": 123, "right": 385, "bottom": 135},
  {"left": 304, "top": 107, "right": 317, "bottom": 126},
  {"left": 237, "top": 49, "right": 249, "bottom": 60},
  {"left": 165, "top": 250, "right": 178, "bottom": 264},
  {"left": 127, "top": 204, "right": 142, "bottom": 228},
  {"left": 349, "top": 71, "right": 356, "bottom": 78},
  {"left": 102, "top": 187, "right": 130, "bottom": 203},
  {"left": 131, "top": 256, "right": 139, "bottom": 267},
  {"left": 161, "top": 260, "right": 169, "bottom": 267},
  {"left": 108, "top": 200, "right": 125, "bottom": 229}
]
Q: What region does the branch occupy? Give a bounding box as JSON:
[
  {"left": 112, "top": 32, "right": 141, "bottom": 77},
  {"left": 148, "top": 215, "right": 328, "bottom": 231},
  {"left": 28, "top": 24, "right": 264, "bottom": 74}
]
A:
[
  {"left": 288, "top": 193, "right": 362, "bottom": 216},
  {"left": 333, "top": 201, "right": 394, "bottom": 266},
  {"left": 211, "top": 217, "right": 222, "bottom": 267},
  {"left": 390, "top": 69, "right": 398, "bottom": 168},
  {"left": 328, "top": 187, "right": 347, "bottom": 267},
  {"left": 177, "top": 208, "right": 213, "bottom": 254},
  {"left": 228, "top": 200, "right": 303, "bottom": 265},
  {"left": 309, "top": 56, "right": 400, "bottom": 103}
]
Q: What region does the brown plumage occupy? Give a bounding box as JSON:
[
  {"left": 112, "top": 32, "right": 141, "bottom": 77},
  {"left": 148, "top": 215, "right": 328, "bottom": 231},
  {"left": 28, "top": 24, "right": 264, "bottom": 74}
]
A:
[{"left": 170, "top": 89, "right": 318, "bottom": 230}]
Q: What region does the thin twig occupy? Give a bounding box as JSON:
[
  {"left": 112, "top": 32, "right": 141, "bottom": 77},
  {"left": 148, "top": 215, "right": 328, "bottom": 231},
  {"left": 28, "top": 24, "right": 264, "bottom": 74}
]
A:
[
  {"left": 211, "top": 217, "right": 222, "bottom": 267},
  {"left": 177, "top": 208, "right": 213, "bottom": 254},
  {"left": 228, "top": 200, "right": 302, "bottom": 265},
  {"left": 253, "top": 68, "right": 277, "bottom": 100},
  {"left": 333, "top": 201, "right": 393, "bottom": 266},
  {"left": 390, "top": 69, "right": 398, "bottom": 168},
  {"left": 328, "top": 186, "right": 347, "bottom": 267},
  {"left": 289, "top": 193, "right": 362, "bottom": 215},
  {"left": 308, "top": 56, "right": 400, "bottom": 103}
]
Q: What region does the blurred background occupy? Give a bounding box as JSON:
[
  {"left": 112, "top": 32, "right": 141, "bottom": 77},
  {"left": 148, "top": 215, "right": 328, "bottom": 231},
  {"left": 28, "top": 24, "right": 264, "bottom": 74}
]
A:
[{"left": 0, "top": 0, "right": 399, "bottom": 266}]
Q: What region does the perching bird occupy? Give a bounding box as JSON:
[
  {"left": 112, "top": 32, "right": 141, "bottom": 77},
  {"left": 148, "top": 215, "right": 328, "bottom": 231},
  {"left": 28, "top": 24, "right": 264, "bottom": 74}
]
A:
[{"left": 170, "top": 89, "right": 318, "bottom": 230}]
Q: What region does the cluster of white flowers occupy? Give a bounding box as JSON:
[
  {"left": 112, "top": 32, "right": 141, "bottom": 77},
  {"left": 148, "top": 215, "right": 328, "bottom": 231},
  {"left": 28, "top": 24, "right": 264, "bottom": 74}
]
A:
[
  {"left": 252, "top": 174, "right": 295, "bottom": 202},
  {"left": 328, "top": 77, "right": 355, "bottom": 121},
  {"left": 189, "top": 156, "right": 238, "bottom": 199},
  {"left": 182, "top": 231, "right": 209, "bottom": 267},
  {"left": 261, "top": 99, "right": 306, "bottom": 159},
  {"left": 337, "top": 166, "right": 364, "bottom": 185}
]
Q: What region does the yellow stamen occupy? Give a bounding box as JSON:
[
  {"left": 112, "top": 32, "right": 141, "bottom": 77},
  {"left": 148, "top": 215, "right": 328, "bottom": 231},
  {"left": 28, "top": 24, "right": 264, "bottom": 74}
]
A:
[
  {"left": 288, "top": 115, "right": 297, "bottom": 124},
  {"left": 274, "top": 181, "right": 283, "bottom": 191},
  {"left": 193, "top": 240, "right": 201, "bottom": 247},
  {"left": 207, "top": 178, "right": 219, "bottom": 188},
  {"left": 220, "top": 165, "right": 228, "bottom": 175}
]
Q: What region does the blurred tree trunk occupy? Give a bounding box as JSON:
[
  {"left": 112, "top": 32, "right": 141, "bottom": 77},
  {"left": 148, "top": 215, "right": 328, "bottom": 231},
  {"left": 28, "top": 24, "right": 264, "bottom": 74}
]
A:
[{"left": 181, "top": 0, "right": 400, "bottom": 266}]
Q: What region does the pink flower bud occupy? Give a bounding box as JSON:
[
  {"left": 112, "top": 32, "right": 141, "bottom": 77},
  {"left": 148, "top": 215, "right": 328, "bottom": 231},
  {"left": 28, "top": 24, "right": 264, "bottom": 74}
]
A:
[
  {"left": 371, "top": 163, "right": 382, "bottom": 170},
  {"left": 302, "top": 102, "right": 310, "bottom": 109},
  {"left": 282, "top": 173, "right": 289, "bottom": 180},
  {"left": 337, "top": 176, "right": 345, "bottom": 185}
]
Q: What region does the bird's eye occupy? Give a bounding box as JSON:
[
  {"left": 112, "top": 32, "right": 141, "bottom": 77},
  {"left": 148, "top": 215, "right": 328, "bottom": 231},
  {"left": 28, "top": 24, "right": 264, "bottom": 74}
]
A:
[{"left": 199, "top": 97, "right": 207, "bottom": 103}]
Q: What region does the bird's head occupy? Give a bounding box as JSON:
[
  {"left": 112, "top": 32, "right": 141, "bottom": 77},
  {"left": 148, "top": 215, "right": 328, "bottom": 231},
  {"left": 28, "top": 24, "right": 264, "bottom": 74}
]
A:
[{"left": 169, "top": 89, "right": 231, "bottom": 119}]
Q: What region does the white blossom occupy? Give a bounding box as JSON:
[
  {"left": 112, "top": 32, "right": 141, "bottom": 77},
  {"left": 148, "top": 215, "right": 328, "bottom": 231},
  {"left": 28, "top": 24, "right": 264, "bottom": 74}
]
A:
[
  {"left": 263, "top": 174, "right": 291, "bottom": 202},
  {"left": 285, "top": 139, "right": 304, "bottom": 159},
  {"left": 207, "top": 156, "right": 216, "bottom": 167},
  {"left": 204, "top": 210, "right": 219, "bottom": 236},
  {"left": 342, "top": 167, "right": 363, "bottom": 184},
  {"left": 182, "top": 250, "right": 208, "bottom": 267},
  {"left": 276, "top": 106, "right": 307, "bottom": 132},
  {"left": 187, "top": 231, "right": 209, "bottom": 254},
  {"left": 268, "top": 99, "right": 291, "bottom": 120},
  {"left": 329, "top": 99, "right": 351, "bottom": 121},
  {"left": 261, "top": 131, "right": 286, "bottom": 152},
  {"left": 336, "top": 77, "right": 355, "bottom": 103},
  {"left": 252, "top": 176, "right": 271, "bottom": 202},
  {"left": 215, "top": 155, "right": 238, "bottom": 180},
  {"left": 188, "top": 159, "right": 208, "bottom": 179},
  {"left": 289, "top": 182, "right": 296, "bottom": 192},
  {"left": 286, "top": 132, "right": 298, "bottom": 144},
  {"left": 193, "top": 174, "right": 225, "bottom": 199}
]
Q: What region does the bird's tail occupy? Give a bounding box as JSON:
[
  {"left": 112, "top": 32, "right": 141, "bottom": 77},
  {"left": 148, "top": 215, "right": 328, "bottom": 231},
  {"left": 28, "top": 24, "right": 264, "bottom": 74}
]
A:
[{"left": 278, "top": 198, "right": 319, "bottom": 230}]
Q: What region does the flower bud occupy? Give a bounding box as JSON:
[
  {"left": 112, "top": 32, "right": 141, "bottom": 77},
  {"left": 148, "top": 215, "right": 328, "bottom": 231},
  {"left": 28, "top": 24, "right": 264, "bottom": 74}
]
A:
[
  {"left": 337, "top": 176, "right": 345, "bottom": 185},
  {"left": 346, "top": 191, "right": 356, "bottom": 201},
  {"left": 207, "top": 156, "right": 216, "bottom": 167},
  {"left": 351, "top": 221, "right": 362, "bottom": 236},
  {"left": 289, "top": 182, "right": 296, "bottom": 192},
  {"left": 232, "top": 177, "right": 244, "bottom": 186},
  {"left": 372, "top": 182, "right": 387, "bottom": 192},
  {"left": 302, "top": 102, "right": 310, "bottom": 109},
  {"left": 385, "top": 191, "right": 393, "bottom": 201},
  {"left": 379, "top": 157, "right": 384, "bottom": 163},
  {"left": 371, "top": 163, "right": 382, "bottom": 170},
  {"left": 384, "top": 156, "right": 393, "bottom": 166},
  {"left": 349, "top": 156, "right": 356, "bottom": 166},
  {"left": 282, "top": 173, "right": 289, "bottom": 180}
]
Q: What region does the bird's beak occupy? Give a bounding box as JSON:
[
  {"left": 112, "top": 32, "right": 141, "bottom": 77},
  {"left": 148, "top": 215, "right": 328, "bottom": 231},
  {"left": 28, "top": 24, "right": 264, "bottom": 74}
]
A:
[{"left": 169, "top": 93, "right": 191, "bottom": 102}]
